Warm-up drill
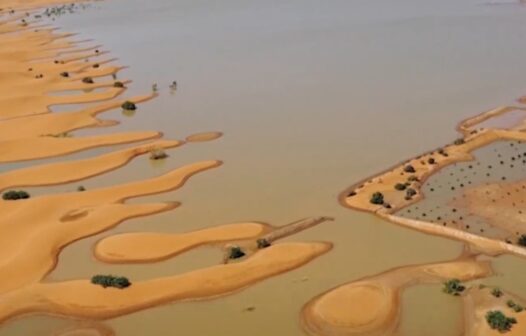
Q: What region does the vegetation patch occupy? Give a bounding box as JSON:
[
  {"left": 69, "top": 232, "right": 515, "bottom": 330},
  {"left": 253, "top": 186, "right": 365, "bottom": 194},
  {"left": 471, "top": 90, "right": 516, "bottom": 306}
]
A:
[
  {"left": 442, "top": 279, "right": 465, "bottom": 296},
  {"left": 394, "top": 183, "right": 407, "bottom": 191},
  {"left": 82, "top": 77, "right": 94, "bottom": 84},
  {"left": 2, "top": 190, "right": 30, "bottom": 200},
  {"left": 370, "top": 192, "right": 384, "bottom": 205},
  {"left": 113, "top": 81, "right": 124, "bottom": 88},
  {"left": 228, "top": 246, "right": 246, "bottom": 259},
  {"left": 517, "top": 234, "right": 526, "bottom": 247},
  {"left": 257, "top": 238, "right": 271, "bottom": 249},
  {"left": 121, "top": 101, "right": 137, "bottom": 110},
  {"left": 149, "top": 148, "right": 168, "bottom": 160},
  {"left": 486, "top": 310, "right": 517, "bottom": 332},
  {"left": 91, "top": 275, "right": 131, "bottom": 289},
  {"left": 492, "top": 287, "right": 504, "bottom": 298}
]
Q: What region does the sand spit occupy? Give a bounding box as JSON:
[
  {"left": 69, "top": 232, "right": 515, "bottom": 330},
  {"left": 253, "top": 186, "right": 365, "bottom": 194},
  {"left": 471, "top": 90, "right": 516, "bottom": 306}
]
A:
[
  {"left": 302, "top": 256, "right": 492, "bottom": 336},
  {"left": 464, "top": 287, "right": 526, "bottom": 336},
  {"left": 0, "top": 242, "right": 331, "bottom": 323},
  {"left": 95, "top": 222, "right": 272, "bottom": 263},
  {"left": 185, "top": 131, "right": 223, "bottom": 143},
  {"left": 0, "top": 6, "right": 334, "bottom": 332}
]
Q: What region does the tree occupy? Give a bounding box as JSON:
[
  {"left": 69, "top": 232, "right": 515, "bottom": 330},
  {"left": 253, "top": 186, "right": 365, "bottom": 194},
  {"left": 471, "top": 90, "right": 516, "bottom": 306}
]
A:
[
  {"left": 370, "top": 192, "right": 384, "bottom": 205},
  {"left": 443, "top": 279, "right": 465, "bottom": 296},
  {"left": 228, "top": 246, "right": 246, "bottom": 259},
  {"left": 517, "top": 234, "right": 526, "bottom": 247},
  {"left": 394, "top": 183, "right": 407, "bottom": 191},
  {"left": 91, "top": 275, "right": 131, "bottom": 289},
  {"left": 121, "top": 101, "right": 137, "bottom": 110},
  {"left": 485, "top": 311, "right": 516, "bottom": 332}
]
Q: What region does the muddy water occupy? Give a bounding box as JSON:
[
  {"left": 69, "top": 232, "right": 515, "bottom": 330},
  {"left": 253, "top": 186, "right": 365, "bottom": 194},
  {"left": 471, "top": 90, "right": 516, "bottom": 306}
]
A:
[{"left": 4, "top": 0, "right": 526, "bottom": 335}]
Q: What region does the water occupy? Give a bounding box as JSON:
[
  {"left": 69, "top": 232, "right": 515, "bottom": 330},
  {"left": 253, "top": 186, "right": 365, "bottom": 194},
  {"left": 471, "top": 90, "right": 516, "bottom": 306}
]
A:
[{"left": 4, "top": 0, "right": 526, "bottom": 335}]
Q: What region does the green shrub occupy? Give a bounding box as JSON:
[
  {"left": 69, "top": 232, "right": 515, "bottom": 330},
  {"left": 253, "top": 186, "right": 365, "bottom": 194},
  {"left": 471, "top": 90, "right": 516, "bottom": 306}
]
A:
[
  {"left": 443, "top": 279, "right": 465, "bottom": 296},
  {"left": 507, "top": 300, "right": 516, "bottom": 308},
  {"left": 228, "top": 246, "right": 245, "bottom": 259},
  {"left": 77, "top": 186, "right": 86, "bottom": 192},
  {"left": 454, "top": 138, "right": 465, "bottom": 145},
  {"left": 407, "top": 175, "right": 419, "bottom": 182},
  {"left": 82, "top": 77, "right": 94, "bottom": 84},
  {"left": 91, "top": 275, "right": 131, "bottom": 289},
  {"left": 514, "top": 305, "right": 524, "bottom": 313},
  {"left": 149, "top": 148, "right": 168, "bottom": 160},
  {"left": 406, "top": 188, "right": 417, "bottom": 198},
  {"left": 517, "top": 234, "right": 526, "bottom": 247},
  {"left": 257, "top": 238, "right": 271, "bottom": 249},
  {"left": 121, "top": 101, "right": 136, "bottom": 110},
  {"left": 2, "top": 190, "right": 30, "bottom": 200},
  {"left": 60, "top": 71, "right": 69, "bottom": 77},
  {"left": 485, "top": 310, "right": 516, "bottom": 332},
  {"left": 113, "top": 81, "right": 124, "bottom": 88},
  {"left": 394, "top": 183, "right": 407, "bottom": 191},
  {"left": 403, "top": 165, "right": 416, "bottom": 173},
  {"left": 492, "top": 288, "right": 503, "bottom": 298},
  {"left": 370, "top": 192, "right": 384, "bottom": 205}
]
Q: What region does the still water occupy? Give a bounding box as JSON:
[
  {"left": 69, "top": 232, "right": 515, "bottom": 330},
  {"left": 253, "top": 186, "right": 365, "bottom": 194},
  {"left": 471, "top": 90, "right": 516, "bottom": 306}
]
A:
[{"left": 4, "top": 0, "right": 526, "bottom": 335}]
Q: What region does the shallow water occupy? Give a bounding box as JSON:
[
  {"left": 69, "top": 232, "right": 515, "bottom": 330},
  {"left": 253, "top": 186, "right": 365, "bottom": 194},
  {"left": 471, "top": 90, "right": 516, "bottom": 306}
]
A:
[{"left": 4, "top": 0, "right": 526, "bottom": 335}]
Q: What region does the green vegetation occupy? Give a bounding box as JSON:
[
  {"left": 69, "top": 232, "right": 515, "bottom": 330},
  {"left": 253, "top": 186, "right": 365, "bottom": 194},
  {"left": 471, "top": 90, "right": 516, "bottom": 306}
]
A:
[
  {"left": 492, "top": 287, "right": 504, "bottom": 298},
  {"left": 405, "top": 188, "right": 417, "bottom": 200},
  {"left": 2, "top": 190, "right": 30, "bottom": 201},
  {"left": 442, "top": 279, "right": 465, "bottom": 296},
  {"left": 228, "top": 246, "right": 246, "bottom": 259},
  {"left": 121, "top": 101, "right": 137, "bottom": 110},
  {"left": 517, "top": 234, "right": 526, "bottom": 247},
  {"left": 91, "top": 275, "right": 131, "bottom": 289},
  {"left": 485, "top": 310, "right": 516, "bottom": 332},
  {"left": 82, "top": 77, "right": 94, "bottom": 84},
  {"left": 113, "top": 81, "right": 124, "bottom": 88},
  {"left": 403, "top": 165, "right": 416, "bottom": 173},
  {"left": 370, "top": 192, "right": 384, "bottom": 205},
  {"left": 407, "top": 175, "right": 419, "bottom": 182},
  {"left": 394, "top": 183, "right": 407, "bottom": 191},
  {"left": 60, "top": 71, "right": 69, "bottom": 77},
  {"left": 77, "top": 186, "right": 86, "bottom": 192},
  {"left": 257, "top": 238, "right": 271, "bottom": 249},
  {"left": 427, "top": 157, "right": 436, "bottom": 164}
]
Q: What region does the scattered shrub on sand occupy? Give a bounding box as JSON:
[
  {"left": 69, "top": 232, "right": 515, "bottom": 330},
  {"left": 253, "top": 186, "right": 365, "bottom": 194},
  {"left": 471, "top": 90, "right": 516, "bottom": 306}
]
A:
[
  {"left": 403, "top": 165, "right": 416, "bottom": 173},
  {"left": 405, "top": 188, "right": 417, "bottom": 199},
  {"left": 508, "top": 300, "right": 517, "bottom": 308},
  {"left": 2, "top": 190, "right": 30, "bottom": 201},
  {"left": 486, "top": 311, "right": 516, "bottom": 332},
  {"left": 149, "top": 148, "right": 168, "bottom": 160},
  {"left": 370, "top": 192, "right": 384, "bottom": 205},
  {"left": 517, "top": 234, "right": 526, "bottom": 247},
  {"left": 257, "top": 238, "right": 271, "bottom": 249},
  {"left": 407, "top": 175, "right": 419, "bottom": 182},
  {"left": 228, "top": 246, "right": 246, "bottom": 259},
  {"left": 394, "top": 183, "right": 407, "bottom": 191},
  {"left": 77, "top": 185, "right": 86, "bottom": 192},
  {"left": 443, "top": 279, "right": 465, "bottom": 296},
  {"left": 91, "top": 275, "right": 131, "bottom": 289},
  {"left": 93, "top": 63, "right": 99, "bottom": 68},
  {"left": 427, "top": 157, "right": 436, "bottom": 164},
  {"left": 454, "top": 138, "right": 465, "bottom": 146},
  {"left": 113, "top": 81, "right": 124, "bottom": 88},
  {"left": 492, "top": 287, "right": 504, "bottom": 298},
  {"left": 60, "top": 71, "right": 69, "bottom": 77},
  {"left": 121, "top": 101, "right": 136, "bottom": 110},
  {"left": 514, "top": 305, "right": 524, "bottom": 313},
  {"left": 347, "top": 190, "right": 356, "bottom": 197},
  {"left": 82, "top": 77, "right": 94, "bottom": 84}
]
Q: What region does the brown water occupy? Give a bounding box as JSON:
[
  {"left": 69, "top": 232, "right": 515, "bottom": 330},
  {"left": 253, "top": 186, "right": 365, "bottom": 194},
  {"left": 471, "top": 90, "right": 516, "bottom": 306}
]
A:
[{"left": 4, "top": 0, "right": 526, "bottom": 335}]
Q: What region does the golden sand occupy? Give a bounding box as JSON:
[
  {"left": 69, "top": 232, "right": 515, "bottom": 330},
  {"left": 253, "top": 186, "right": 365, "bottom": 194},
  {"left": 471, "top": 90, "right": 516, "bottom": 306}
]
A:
[
  {"left": 0, "top": 4, "right": 332, "bottom": 329},
  {"left": 95, "top": 222, "right": 272, "bottom": 263},
  {"left": 302, "top": 256, "right": 492, "bottom": 336}
]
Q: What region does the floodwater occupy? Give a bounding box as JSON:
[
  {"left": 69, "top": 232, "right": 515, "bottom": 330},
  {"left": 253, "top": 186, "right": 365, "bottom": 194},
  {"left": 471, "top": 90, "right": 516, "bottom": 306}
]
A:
[{"left": 4, "top": 0, "right": 526, "bottom": 335}]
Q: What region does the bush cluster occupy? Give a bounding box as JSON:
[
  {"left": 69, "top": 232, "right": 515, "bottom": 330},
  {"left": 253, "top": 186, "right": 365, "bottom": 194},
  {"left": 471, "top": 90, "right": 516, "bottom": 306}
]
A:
[
  {"left": 121, "top": 101, "right": 137, "bottom": 110},
  {"left": 91, "top": 275, "right": 131, "bottom": 289},
  {"left": 370, "top": 192, "right": 384, "bottom": 205},
  {"left": 486, "top": 311, "right": 516, "bottom": 332},
  {"left": 442, "top": 279, "right": 465, "bottom": 296},
  {"left": 2, "top": 190, "right": 30, "bottom": 200}
]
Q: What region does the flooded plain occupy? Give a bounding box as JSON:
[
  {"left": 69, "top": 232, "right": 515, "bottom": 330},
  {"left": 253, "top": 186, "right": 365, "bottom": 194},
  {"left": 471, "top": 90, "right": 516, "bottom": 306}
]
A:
[{"left": 4, "top": 0, "right": 526, "bottom": 335}]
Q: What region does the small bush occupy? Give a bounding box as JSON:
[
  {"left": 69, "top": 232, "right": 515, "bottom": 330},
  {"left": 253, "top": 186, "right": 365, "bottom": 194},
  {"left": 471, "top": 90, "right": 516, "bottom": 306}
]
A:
[
  {"left": 454, "top": 138, "right": 465, "bottom": 146},
  {"left": 507, "top": 300, "right": 516, "bottom": 308},
  {"left": 443, "top": 279, "right": 465, "bottom": 296},
  {"left": 257, "top": 238, "right": 271, "bottom": 249},
  {"left": 60, "top": 71, "right": 69, "bottom": 77},
  {"left": 407, "top": 175, "right": 419, "bottom": 182},
  {"left": 427, "top": 157, "right": 436, "bottom": 164},
  {"left": 370, "top": 192, "right": 384, "bottom": 205},
  {"left": 517, "top": 234, "right": 526, "bottom": 247},
  {"left": 347, "top": 190, "right": 356, "bottom": 197},
  {"left": 121, "top": 101, "right": 136, "bottom": 110},
  {"left": 406, "top": 188, "right": 417, "bottom": 198},
  {"left": 77, "top": 186, "right": 86, "bottom": 192},
  {"left": 113, "top": 81, "right": 124, "bottom": 88},
  {"left": 394, "top": 183, "right": 407, "bottom": 191},
  {"left": 485, "top": 310, "right": 516, "bottom": 332},
  {"left": 514, "top": 305, "right": 524, "bottom": 313},
  {"left": 492, "top": 288, "right": 503, "bottom": 298},
  {"left": 149, "top": 148, "right": 168, "bottom": 160},
  {"left": 228, "top": 246, "right": 245, "bottom": 259},
  {"left": 91, "top": 275, "right": 131, "bottom": 289},
  {"left": 82, "top": 77, "right": 94, "bottom": 84},
  {"left": 403, "top": 165, "right": 416, "bottom": 173},
  {"left": 2, "top": 190, "right": 30, "bottom": 201}
]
